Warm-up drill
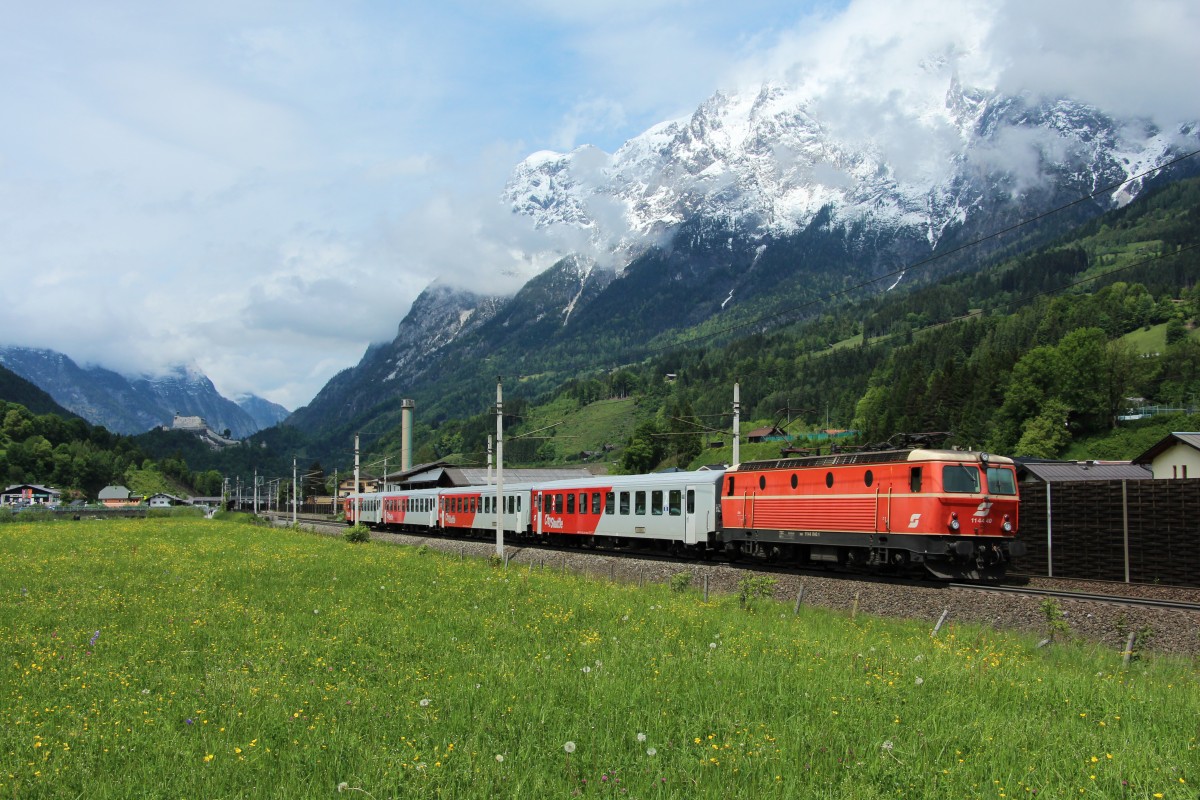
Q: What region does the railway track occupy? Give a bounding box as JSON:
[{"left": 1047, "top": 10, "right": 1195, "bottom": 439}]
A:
[
  {"left": 949, "top": 582, "right": 1200, "bottom": 612},
  {"left": 281, "top": 513, "right": 1196, "bottom": 602}
]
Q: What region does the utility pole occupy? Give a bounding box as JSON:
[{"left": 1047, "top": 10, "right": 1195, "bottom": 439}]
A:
[
  {"left": 332, "top": 468, "right": 338, "bottom": 517},
  {"left": 354, "top": 434, "right": 361, "bottom": 525},
  {"left": 253, "top": 469, "right": 258, "bottom": 516},
  {"left": 732, "top": 381, "right": 741, "bottom": 466},
  {"left": 495, "top": 377, "right": 504, "bottom": 558},
  {"left": 292, "top": 458, "right": 297, "bottom": 524},
  {"left": 487, "top": 435, "right": 493, "bottom": 485}
]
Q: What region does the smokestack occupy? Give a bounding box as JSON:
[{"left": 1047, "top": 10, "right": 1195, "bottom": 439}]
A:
[{"left": 401, "top": 399, "right": 415, "bottom": 471}]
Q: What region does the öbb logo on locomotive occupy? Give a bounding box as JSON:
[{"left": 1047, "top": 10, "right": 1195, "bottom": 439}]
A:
[{"left": 344, "top": 447, "right": 1024, "bottom": 581}]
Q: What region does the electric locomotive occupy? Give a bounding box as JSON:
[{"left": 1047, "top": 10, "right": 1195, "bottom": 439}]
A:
[{"left": 720, "top": 448, "right": 1024, "bottom": 580}]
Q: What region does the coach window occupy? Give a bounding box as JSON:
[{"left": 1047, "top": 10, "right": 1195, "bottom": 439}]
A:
[
  {"left": 580, "top": 493, "right": 587, "bottom": 514},
  {"left": 652, "top": 490, "right": 664, "bottom": 515},
  {"left": 567, "top": 493, "right": 575, "bottom": 514},
  {"left": 619, "top": 491, "right": 630, "bottom": 515},
  {"left": 606, "top": 492, "right": 615, "bottom": 514},
  {"left": 635, "top": 491, "right": 646, "bottom": 515},
  {"left": 554, "top": 494, "right": 564, "bottom": 513},
  {"left": 669, "top": 489, "right": 681, "bottom": 516},
  {"left": 591, "top": 492, "right": 602, "bottom": 514}
]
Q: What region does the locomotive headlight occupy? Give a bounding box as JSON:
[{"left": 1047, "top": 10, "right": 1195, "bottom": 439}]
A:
[
  {"left": 949, "top": 512, "right": 960, "bottom": 531},
  {"left": 1002, "top": 514, "right": 1013, "bottom": 533}
]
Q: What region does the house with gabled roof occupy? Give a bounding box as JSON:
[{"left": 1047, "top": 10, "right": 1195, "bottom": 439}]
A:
[
  {"left": 2, "top": 484, "right": 61, "bottom": 506},
  {"left": 1132, "top": 432, "right": 1200, "bottom": 480},
  {"left": 98, "top": 485, "right": 141, "bottom": 507}
]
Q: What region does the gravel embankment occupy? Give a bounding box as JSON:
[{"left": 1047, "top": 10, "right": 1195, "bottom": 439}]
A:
[{"left": 291, "top": 519, "right": 1200, "bottom": 657}]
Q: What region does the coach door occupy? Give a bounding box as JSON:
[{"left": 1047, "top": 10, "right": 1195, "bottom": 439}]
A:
[{"left": 683, "top": 487, "right": 699, "bottom": 545}]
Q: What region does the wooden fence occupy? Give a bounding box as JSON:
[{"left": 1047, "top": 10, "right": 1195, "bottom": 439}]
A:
[{"left": 1014, "top": 479, "right": 1200, "bottom": 587}]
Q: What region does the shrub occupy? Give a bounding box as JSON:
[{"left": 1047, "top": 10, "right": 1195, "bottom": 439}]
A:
[
  {"left": 343, "top": 524, "right": 371, "bottom": 543},
  {"left": 669, "top": 571, "right": 693, "bottom": 592},
  {"left": 737, "top": 575, "right": 777, "bottom": 611}
]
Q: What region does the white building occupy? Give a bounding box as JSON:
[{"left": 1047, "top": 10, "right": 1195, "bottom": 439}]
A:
[{"left": 1132, "top": 432, "right": 1200, "bottom": 479}]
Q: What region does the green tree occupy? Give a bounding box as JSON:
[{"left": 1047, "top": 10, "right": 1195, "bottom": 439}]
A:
[{"left": 1014, "top": 399, "right": 1072, "bottom": 457}]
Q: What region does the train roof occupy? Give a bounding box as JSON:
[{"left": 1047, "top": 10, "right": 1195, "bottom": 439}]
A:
[
  {"left": 734, "top": 448, "right": 1014, "bottom": 472},
  {"left": 523, "top": 470, "right": 726, "bottom": 491}
]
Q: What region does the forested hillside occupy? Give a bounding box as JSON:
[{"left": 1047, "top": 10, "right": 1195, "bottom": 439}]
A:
[{"left": 0, "top": 401, "right": 225, "bottom": 500}]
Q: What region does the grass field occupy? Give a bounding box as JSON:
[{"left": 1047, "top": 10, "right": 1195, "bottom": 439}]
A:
[{"left": 2, "top": 519, "right": 1196, "bottom": 799}]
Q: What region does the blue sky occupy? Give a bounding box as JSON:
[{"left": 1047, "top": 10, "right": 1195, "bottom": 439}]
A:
[{"left": 1, "top": 0, "right": 1195, "bottom": 410}]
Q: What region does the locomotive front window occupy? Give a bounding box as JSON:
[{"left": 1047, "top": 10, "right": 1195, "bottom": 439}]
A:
[
  {"left": 985, "top": 467, "right": 1018, "bottom": 495},
  {"left": 943, "top": 464, "right": 981, "bottom": 493}
]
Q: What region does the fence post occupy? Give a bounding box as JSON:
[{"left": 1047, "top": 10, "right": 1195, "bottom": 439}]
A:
[
  {"left": 1046, "top": 482, "right": 1054, "bottom": 578},
  {"left": 793, "top": 584, "right": 805, "bottom": 614},
  {"left": 1122, "top": 480, "right": 1131, "bottom": 584}
]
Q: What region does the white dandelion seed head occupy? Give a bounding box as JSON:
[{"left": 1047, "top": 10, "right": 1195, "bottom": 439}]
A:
[
  {"left": 337, "top": 782, "right": 349, "bottom": 793},
  {"left": 647, "top": 747, "right": 657, "bottom": 756},
  {"left": 495, "top": 754, "right": 504, "bottom": 762},
  {"left": 882, "top": 741, "right": 894, "bottom": 751},
  {"left": 419, "top": 698, "right": 431, "bottom": 707},
  {"left": 564, "top": 741, "right": 576, "bottom": 753},
  {"left": 581, "top": 666, "right": 591, "bottom": 674},
  {"left": 141, "top": 689, "right": 150, "bottom": 695},
  {"left": 313, "top": 609, "right": 319, "bottom": 614},
  {"left": 709, "top": 642, "right": 717, "bottom": 649},
  {"left": 914, "top": 676, "right": 925, "bottom": 686},
  {"left": 595, "top": 660, "right": 602, "bottom": 667}
]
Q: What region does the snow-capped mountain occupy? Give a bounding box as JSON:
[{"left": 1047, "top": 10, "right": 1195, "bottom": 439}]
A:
[
  {"left": 0, "top": 346, "right": 285, "bottom": 438},
  {"left": 286, "top": 282, "right": 505, "bottom": 430},
  {"left": 289, "top": 75, "right": 1197, "bottom": 442},
  {"left": 504, "top": 79, "right": 1191, "bottom": 258}
]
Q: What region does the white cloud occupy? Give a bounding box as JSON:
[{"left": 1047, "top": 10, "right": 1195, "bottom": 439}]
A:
[{"left": 0, "top": 0, "right": 1195, "bottom": 412}]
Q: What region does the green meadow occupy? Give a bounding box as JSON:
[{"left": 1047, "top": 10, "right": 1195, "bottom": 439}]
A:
[{"left": 1, "top": 520, "right": 1195, "bottom": 799}]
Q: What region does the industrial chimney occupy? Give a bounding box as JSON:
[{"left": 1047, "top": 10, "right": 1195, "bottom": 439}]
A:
[{"left": 401, "top": 399, "right": 415, "bottom": 471}]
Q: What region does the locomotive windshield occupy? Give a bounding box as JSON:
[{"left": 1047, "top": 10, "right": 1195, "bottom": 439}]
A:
[
  {"left": 985, "top": 466, "right": 1018, "bottom": 495},
  {"left": 942, "top": 464, "right": 981, "bottom": 493}
]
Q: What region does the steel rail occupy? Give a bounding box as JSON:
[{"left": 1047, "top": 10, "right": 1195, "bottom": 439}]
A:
[{"left": 947, "top": 583, "right": 1200, "bottom": 612}]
